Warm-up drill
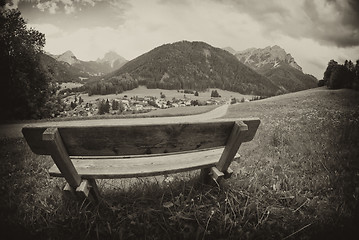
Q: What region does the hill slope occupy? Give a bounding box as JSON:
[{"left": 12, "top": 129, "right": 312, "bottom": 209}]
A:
[
  {"left": 103, "top": 41, "right": 281, "bottom": 96},
  {"left": 235, "top": 46, "right": 318, "bottom": 92}
]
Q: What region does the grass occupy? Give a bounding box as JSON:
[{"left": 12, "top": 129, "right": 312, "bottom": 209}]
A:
[{"left": 1, "top": 87, "right": 359, "bottom": 239}]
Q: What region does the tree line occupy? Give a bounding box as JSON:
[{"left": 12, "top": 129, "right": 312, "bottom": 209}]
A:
[
  {"left": 320, "top": 59, "right": 359, "bottom": 90},
  {"left": 86, "top": 74, "right": 139, "bottom": 96}
]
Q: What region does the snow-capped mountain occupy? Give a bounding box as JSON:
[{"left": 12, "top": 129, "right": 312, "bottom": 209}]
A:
[{"left": 235, "top": 45, "right": 302, "bottom": 72}]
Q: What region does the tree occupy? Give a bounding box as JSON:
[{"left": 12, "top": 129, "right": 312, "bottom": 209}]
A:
[
  {"left": 325, "top": 60, "right": 356, "bottom": 89},
  {"left": 118, "top": 101, "right": 125, "bottom": 113},
  {"left": 211, "top": 90, "right": 220, "bottom": 97},
  {"left": 112, "top": 99, "right": 119, "bottom": 110},
  {"left": 70, "top": 101, "right": 77, "bottom": 109},
  {"left": 354, "top": 60, "right": 359, "bottom": 90},
  {"left": 98, "top": 99, "right": 109, "bottom": 115},
  {"left": 0, "top": 7, "right": 61, "bottom": 119},
  {"left": 105, "top": 99, "right": 110, "bottom": 113},
  {"left": 323, "top": 60, "right": 338, "bottom": 87}
]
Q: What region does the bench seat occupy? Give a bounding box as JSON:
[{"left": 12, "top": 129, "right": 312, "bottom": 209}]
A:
[{"left": 49, "top": 148, "right": 225, "bottom": 179}]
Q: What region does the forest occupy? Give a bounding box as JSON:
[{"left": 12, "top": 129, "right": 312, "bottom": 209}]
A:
[{"left": 320, "top": 59, "right": 359, "bottom": 90}]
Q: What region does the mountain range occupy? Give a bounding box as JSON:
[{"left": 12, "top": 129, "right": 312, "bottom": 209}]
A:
[
  {"left": 45, "top": 41, "right": 317, "bottom": 96},
  {"left": 46, "top": 50, "right": 128, "bottom": 79},
  {"left": 99, "top": 41, "right": 282, "bottom": 96}
]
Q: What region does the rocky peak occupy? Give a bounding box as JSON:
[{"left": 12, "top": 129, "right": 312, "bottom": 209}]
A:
[
  {"left": 97, "top": 51, "right": 127, "bottom": 68},
  {"left": 235, "top": 45, "right": 302, "bottom": 72},
  {"left": 56, "top": 50, "right": 79, "bottom": 65}
]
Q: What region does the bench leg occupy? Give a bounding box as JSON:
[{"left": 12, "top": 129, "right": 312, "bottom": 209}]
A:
[
  {"left": 75, "top": 179, "right": 101, "bottom": 203},
  {"left": 88, "top": 179, "right": 101, "bottom": 202}
]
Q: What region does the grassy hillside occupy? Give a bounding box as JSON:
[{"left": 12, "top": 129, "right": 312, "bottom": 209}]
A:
[{"left": 1, "top": 87, "right": 358, "bottom": 239}]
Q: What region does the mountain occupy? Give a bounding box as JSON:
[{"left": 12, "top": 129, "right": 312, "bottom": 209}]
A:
[
  {"left": 51, "top": 51, "right": 127, "bottom": 76},
  {"left": 235, "top": 45, "right": 302, "bottom": 71},
  {"left": 97, "top": 51, "right": 128, "bottom": 69},
  {"left": 235, "top": 45, "right": 317, "bottom": 92},
  {"left": 53, "top": 50, "right": 79, "bottom": 65},
  {"left": 40, "top": 53, "right": 90, "bottom": 83},
  {"left": 94, "top": 41, "right": 282, "bottom": 96}
]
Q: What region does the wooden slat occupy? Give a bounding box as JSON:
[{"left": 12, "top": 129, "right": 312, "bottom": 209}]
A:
[
  {"left": 216, "top": 121, "right": 249, "bottom": 172},
  {"left": 22, "top": 118, "right": 260, "bottom": 156},
  {"left": 42, "top": 128, "right": 81, "bottom": 188},
  {"left": 49, "top": 148, "right": 224, "bottom": 179}
]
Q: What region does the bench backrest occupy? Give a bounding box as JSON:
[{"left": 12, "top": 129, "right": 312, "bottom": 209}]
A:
[{"left": 22, "top": 118, "right": 260, "bottom": 156}]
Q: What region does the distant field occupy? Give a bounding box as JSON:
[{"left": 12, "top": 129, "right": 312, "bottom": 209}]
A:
[
  {"left": 75, "top": 85, "right": 254, "bottom": 103},
  {"left": 142, "top": 104, "right": 218, "bottom": 117},
  {"left": 59, "top": 82, "right": 83, "bottom": 90}
]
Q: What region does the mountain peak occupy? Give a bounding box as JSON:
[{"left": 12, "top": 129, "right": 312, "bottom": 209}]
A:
[
  {"left": 97, "top": 51, "right": 127, "bottom": 68},
  {"left": 236, "top": 45, "right": 302, "bottom": 72},
  {"left": 56, "top": 50, "right": 78, "bottom": 65},
  {"left": 222, "top": 47, "right": 237, "bottom": 55}
]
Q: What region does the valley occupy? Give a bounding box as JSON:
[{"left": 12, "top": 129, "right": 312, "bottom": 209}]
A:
[{"left": 58, "top": 85, "right": 254, "bottom": 118}]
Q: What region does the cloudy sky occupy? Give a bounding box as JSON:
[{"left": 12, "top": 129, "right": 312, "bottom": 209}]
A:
[{"left": 6, "top": 0, "right": 359, "bottom": 79}]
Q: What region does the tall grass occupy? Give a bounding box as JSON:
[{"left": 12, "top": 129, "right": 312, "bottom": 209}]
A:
[{"left": 1, "top": 88, "right": 358, "bottom": 239}]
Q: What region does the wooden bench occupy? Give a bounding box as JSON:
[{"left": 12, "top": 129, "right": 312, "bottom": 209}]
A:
[{"left": 22, "top": 118, "right": 260, "bottom": 202}]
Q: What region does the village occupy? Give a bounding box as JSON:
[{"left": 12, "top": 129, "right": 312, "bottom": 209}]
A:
[{"left": 59, "top": 92, "right": 231, "bottom": 118}]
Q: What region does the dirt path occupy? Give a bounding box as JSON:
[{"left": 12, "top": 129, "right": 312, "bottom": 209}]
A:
[{"left": 0, "top": 104, "right": 229, "bottom": 139}]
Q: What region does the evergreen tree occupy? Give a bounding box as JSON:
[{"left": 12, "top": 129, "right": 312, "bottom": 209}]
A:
[
  {"left": 323, "top": 60, "right": 338, "bottom": 86},
  {"left": 105, "top": 99, "right": 110, "bottom": 113},
  {"left": 98, "top": 100, "right": 106, "bottom": 115},
  {"left": 354, "top": 60, "right": 359, "bottom": 90},
  {"left": 112, "top": 100, "right": 119, "bottom": 110}
]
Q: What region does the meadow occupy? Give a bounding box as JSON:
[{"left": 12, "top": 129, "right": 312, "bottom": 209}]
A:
[
  {"left": 0, "top": 87, "right": 358, "bottom": 239},
  {"left": 67, "top": 85, "right": 253, "bottom": 104}
]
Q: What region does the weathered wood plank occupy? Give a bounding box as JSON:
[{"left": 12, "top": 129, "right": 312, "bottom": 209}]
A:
[
  {"left": 22, "top": 118, "right": 260, "bottom": 156},
  {"left": 42, "top": 128, "right": 81, "bottom": 188},
  {"left": 216, "top": 121, "right": 248, "bottom": 172},
  {"left": 49, "top": 148, "right": 224, "bottom": 178}
]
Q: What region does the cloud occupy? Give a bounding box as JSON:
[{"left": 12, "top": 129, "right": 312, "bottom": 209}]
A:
[
  {"left": 36, "top": 1, "right": 59, "bottom": 14},
  {"left": 220, "top": 0, "right": 359, "bottom": 48},
  {"left": 29, "top": 23, "right": 64, "bottom": 37},
  {"left": 32, "top": 0, "right": 104, "bottom": 14}
]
